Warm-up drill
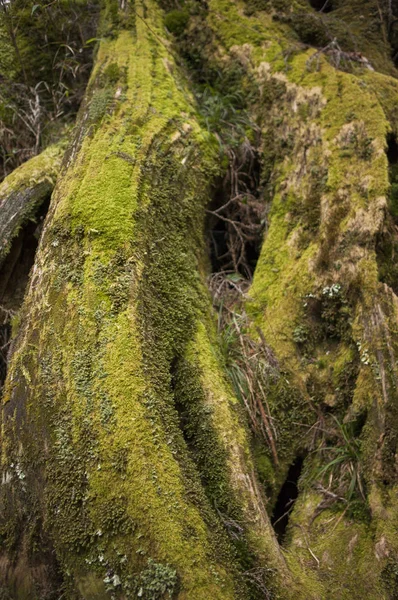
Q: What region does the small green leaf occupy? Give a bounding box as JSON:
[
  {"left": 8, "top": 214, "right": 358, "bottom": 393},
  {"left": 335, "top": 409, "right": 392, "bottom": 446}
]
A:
[{"left": 226, "top": 272, "right": 243, "bottom": 282}]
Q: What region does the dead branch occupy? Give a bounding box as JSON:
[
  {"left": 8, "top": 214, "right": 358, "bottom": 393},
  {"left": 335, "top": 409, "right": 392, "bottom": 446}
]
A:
[{"left": 307, "top": 38, "right": 374, "bottom": 72}]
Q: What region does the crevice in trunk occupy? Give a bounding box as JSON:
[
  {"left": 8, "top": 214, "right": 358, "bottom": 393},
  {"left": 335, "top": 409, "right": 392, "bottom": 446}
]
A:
[
  {"left": 308, "top": 0, "right": 333, "bottom": 12},
  {"left": 271, "top": 456, "right": 304, "bottom": 543},
  {"left": 376, "top": 134, "right": 398, "bottom": 293},
  {"left": 389, "top": 13, "right": 398, "bottom": 68},
  {"left": 206, "top": 189, "right": 263, "bottom": 279},
  {"left": 0, "top": 197, "right": 50, "bottom": 391},
  {"left": 388, "top": 133, "right": 398, "bottom": 228},
  {"left": 205, "top": 144, "right": 265, "bottom": 283},
  {"left": 387, "top": 133, "right": 398, "bottom": 166},
  {"left": 392, "top": 47, "right": 398, "bottom": 69}
]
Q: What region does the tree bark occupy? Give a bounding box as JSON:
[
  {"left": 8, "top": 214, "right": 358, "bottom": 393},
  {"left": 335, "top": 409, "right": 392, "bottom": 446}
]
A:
[{"left": 1, "top": 0, "right": 398, "bottom": 599}]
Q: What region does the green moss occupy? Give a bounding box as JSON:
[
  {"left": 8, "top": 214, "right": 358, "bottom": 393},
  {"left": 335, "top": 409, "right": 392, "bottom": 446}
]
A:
[
  {"left": 243, "top": 0, "right": 270, "bottom": 17},
  {"left": 381, "top": 559, "right": 398, "bottom": 599},
  {"left": 252, "top": 442, "right": 276, "bottom": 498},
  {"left": 287, "top": 493, "right": 384, "bottom": 599},
  {"left": 103, "top": 61, "right": 122, "bottom": 84},
  {"left": 164, "top": 9, "right": 189, "bottom": 36},
  {"left": 88, "top": 87, "right": 114, "bottom": 122}
]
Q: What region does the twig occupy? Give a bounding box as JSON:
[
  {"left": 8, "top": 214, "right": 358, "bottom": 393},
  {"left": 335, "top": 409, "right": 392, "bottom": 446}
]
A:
[
  {"left": 319, "top": 0, "right": 330, "bottom": 12},
  {"left": 308, "top": 545, "right": 320, "bottom": 567}
]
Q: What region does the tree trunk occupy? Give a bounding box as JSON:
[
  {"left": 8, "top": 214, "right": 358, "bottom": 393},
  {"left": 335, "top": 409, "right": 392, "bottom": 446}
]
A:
[{"left": 1, "top": 0, "right": 398, "bottom": 598}]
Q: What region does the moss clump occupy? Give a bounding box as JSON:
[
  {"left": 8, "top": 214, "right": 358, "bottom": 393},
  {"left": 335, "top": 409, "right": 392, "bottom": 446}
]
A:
[
  {"left": 103, "top": 61, "right": 121, "bottom": 84},
  {"left": 243, "top": 0, "right": 270, "bottom": 17},
  {"left": 135, "top": 559, "right": 179, "bottom": 600},
  {"left": 287, "top": 493, "right": 384, "bottom": 599},
  {"left": 172, "top": 355, "right": 240, "bottom": 518},
  {"left": 337, "top": 120, "right": 374, "bottom": 160},
  {"left": 381, "top": 559, "right": 398, "bottom": 599},
  {"left": 289, "top": 13, "right": 331, "bottom": 48},
  {"left": 164, "top": 9, "right": 189, "bottom": 36},
  {"left": 88, "top": 88, "right": 114, "bottom": 123}
]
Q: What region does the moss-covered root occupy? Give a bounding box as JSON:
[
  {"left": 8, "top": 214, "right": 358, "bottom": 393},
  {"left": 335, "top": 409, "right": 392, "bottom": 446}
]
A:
[
  {"left": 0, "top": 1, "right": 301, "bottom": 598},
  {"left": 179, "top": 319, "right": 320, "bottom": 599},
  {"left": 0, "top": 141, "right": 66, "bottom": 266},
  {"left": 190, "top": 0, "right": 398, "bottom": 596}
]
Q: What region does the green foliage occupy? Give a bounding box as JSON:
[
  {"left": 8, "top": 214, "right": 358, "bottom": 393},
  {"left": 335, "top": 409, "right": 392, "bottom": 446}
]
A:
[
  {"left": 310, "top": 416, "right": 365, "bottom": 502},
  {"left": 197, "top": 86, "right": 255, "bottom": 148},
  {"left": 163, "top": 3, "right": 258, "bottom": 149},
  {"left": 214, "top": 301, "right": 284, "bottom": 475},
  {"left": 1, "top": 0, "right": 99, "bottom": 86},
  {"left": 136, "top": 559, "right": 179, "bottom": 600},
  {"left": 0, "top": 0, "right": 99, "bottom": 178},
  {"left": 2, "top": 0, "right": 398, "bottom": 597}
]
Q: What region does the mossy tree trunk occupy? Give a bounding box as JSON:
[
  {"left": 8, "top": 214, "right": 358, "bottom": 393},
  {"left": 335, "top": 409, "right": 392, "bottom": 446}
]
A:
[{"left": 1, "top": 0, "right": 398, "bottom": 599}]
